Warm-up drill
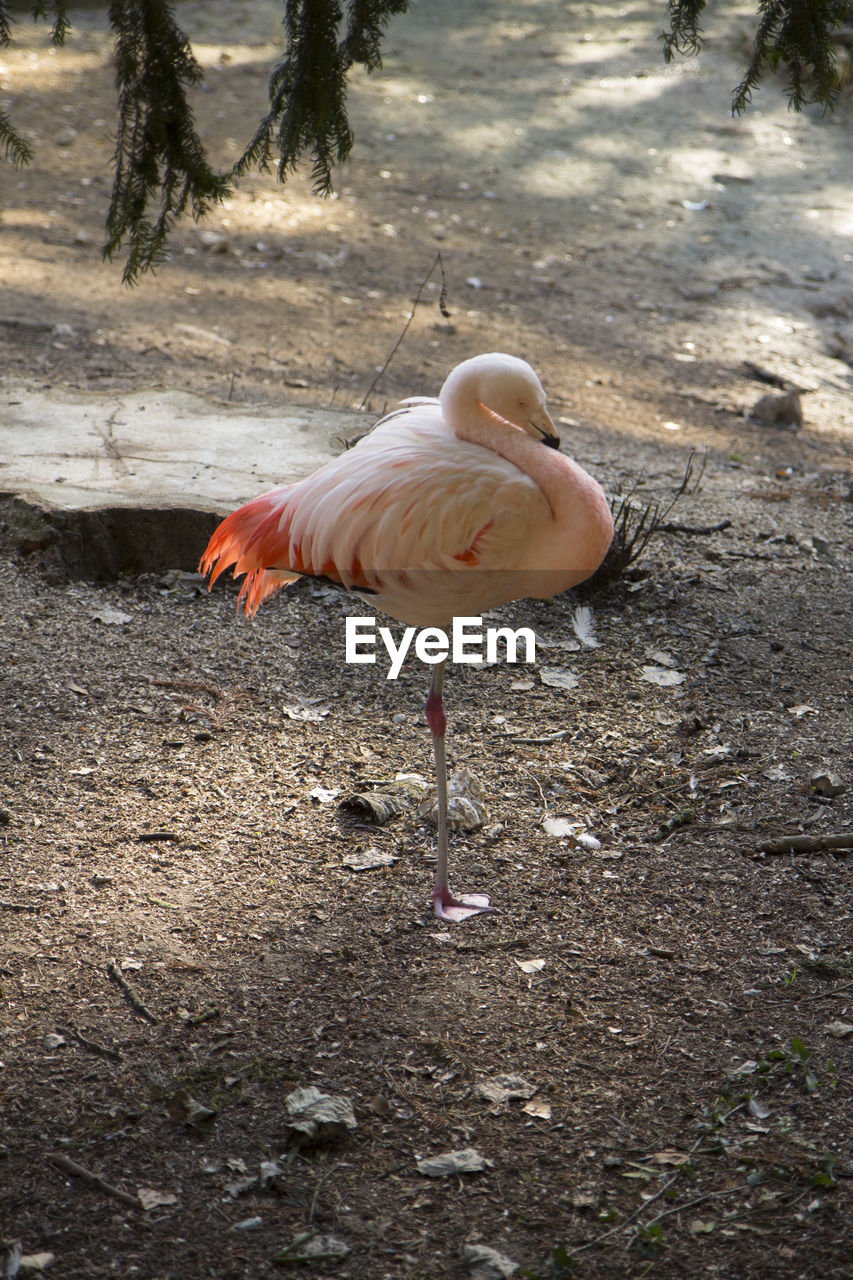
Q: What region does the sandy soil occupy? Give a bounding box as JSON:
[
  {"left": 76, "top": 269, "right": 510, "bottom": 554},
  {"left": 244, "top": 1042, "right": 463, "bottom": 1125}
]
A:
[{"left": 1, "top": 3, "right": 852, "bottom": 1278}]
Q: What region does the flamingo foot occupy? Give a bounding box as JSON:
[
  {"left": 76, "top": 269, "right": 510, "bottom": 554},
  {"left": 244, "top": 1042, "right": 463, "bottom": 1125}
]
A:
[{"left": 432, "top": 887, "right": 496, "bottom": 923}]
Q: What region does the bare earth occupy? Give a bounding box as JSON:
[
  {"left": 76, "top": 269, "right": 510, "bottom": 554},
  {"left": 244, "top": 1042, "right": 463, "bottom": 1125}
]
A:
[{"left": 1, "top": 2, "right": 852, "bottom": 1278}]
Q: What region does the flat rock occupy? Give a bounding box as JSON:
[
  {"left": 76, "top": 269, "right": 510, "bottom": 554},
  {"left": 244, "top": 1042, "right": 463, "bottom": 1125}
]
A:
[{"left": 0, "top": 380, "right": 365, "bottom": 577}]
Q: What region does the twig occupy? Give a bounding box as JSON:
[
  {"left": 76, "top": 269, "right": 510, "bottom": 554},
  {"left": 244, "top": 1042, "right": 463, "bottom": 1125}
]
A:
[
  {"left": 503, "top": 729, "right": 569, "bottom": 745},
  {"left": 657, "top": 520, "right": 732, "bottom": 535},
  {"left": 640, "top": 1180, "right": 755, "bottom": 1233},
  {"left": 48, "top": 1152, "right": 142, "bottom": 1210},
  {"left": 570, "top": 1123, "right": 738, "bottom": 1255},
  {"left": 56, "top": 1024, "right": 122, "bottom": 1062},
  {"left": 0, "top": 900, "right": 40, "bottom": 913},
  {"left": 758, "top": 833, "right": 853, "bottom": 855},
  {"left": 359, "top": 253, "right": 449, "bottom": 409},
  {"left": 307, "top": 1162, "right": 343, "bottom": 1225},
  {"left": 106, "top": 960, "right": 160, "bottom": 1024}
]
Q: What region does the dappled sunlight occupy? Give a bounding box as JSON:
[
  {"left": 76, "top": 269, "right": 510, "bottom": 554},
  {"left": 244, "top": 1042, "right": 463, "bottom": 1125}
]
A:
[{"left": 0, "top": 0, "right": 850, "bottom": 452}]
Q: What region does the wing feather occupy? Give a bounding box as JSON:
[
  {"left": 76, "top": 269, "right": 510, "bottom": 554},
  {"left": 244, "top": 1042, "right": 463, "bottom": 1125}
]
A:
[{"left": 200, "top": 399, "right": 552, "bottom": 623}]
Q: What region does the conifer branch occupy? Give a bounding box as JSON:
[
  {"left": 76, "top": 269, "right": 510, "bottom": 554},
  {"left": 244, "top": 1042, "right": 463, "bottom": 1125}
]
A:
[
  {"left": 230, "top": 0, "right": 410, "bottom": 194},
  {"left": 731, "top": 0, "right": 848, "bottom": 113},
  {"left": 0, "top": 1, "right": 848, "bottom": 282},
  {"left": 0, "top": 106, "right": 32, "bottom": 167},
  {"left": 31, "top": 1, "right": 71, "bottom": 46},
  {"left": 103, "top": 1, "right": 233, "bottom": 284},
  {"left": 661, "top": 0, "right": 708, "bottom": 60}
]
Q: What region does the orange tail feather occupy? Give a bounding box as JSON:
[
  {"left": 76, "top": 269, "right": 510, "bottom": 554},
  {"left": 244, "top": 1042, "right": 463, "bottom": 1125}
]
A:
[{"left": 200, "top": 488, "right": 302, "bottom": 616}]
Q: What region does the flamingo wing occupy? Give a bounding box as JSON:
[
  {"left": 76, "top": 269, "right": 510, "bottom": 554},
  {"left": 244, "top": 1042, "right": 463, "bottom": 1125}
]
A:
[{"left": 200, "top": 400, "right": 552, "bottom": 621}]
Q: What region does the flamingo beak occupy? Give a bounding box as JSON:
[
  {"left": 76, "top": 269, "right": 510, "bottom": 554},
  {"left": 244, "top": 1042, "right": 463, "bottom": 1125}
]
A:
[{"left": 530, "top": 409, "right": 560, "bottom": 450}]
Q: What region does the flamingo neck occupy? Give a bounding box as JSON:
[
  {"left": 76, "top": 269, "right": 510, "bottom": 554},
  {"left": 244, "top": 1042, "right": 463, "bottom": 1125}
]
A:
[{"left": 440, "top": 380, "right": 565, "bottom": 511}]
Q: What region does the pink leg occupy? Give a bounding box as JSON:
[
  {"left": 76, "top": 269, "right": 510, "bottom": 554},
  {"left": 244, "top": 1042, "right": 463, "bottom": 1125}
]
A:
[{"left": 425, "top": 659, "right": 495, "bottom": 922}]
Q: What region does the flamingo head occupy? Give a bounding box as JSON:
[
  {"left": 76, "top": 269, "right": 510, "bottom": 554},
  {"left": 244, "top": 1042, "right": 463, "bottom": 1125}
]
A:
[{"left": 440, "top": 352, "right": 560, "bottom": 448}]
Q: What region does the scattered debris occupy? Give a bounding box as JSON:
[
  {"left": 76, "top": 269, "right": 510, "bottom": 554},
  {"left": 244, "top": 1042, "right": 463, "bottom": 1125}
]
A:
[
  {"left": 284, "top": 1087, "right": 357, "bottom": 1146},
  {"left": 340, "top": 848, "right": 399, "bottom": 872},
  {"left": 475, "top": 1074, "right": 536, "bottom": 1105},
  {"left": 641, "top": 665, "right": 686, "bottom": 688},
  {"left": 47, "top": 1152, "right": 142, "bottom": 1211},
  {"left": 540, "top": 667, "right": 580, "bottom": 691},
  {"left": 570, "top": 605, "right": 600, "bottom": 648},
  {"left": 419, "top": 768, "right": 487, "bottom": 831},
  {"left": 416, "top": 1148, "right": 487, "bottom": 1177},
  {"left": 272, "top": 1231, "right": 351, "bottom": 1266},
  {"left": 106, "top": 960, "right": 159, "bottom": 1024},
  {"left": 340, "top": 773, "right": 428, "bottom": 824},
  {"left": 137, "top": 1187, "right": 179, "bottom": 1211},
  {"left": 464, "top": 1242, "right": 519, "bottom": 1278},
  {"left": 90, "top": 607, "right": 134, "bottom": 626},
  {"left": 809, "top": 768, "right": 846, "bottom": 798},
  {"left": 165, "top": 1090, "right": 218, "bottom": 1132},
  {"left": 757, "top": 832, "right": 853, "bottom": 855}
]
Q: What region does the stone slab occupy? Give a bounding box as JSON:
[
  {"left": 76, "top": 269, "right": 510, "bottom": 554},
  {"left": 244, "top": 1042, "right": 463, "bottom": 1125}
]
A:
[{"left": 0, "top": 381, "right": 367, "bottom": 577}]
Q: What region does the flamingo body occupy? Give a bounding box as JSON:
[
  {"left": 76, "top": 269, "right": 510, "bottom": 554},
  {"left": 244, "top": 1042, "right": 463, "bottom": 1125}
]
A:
[{"left": 201, "top": 354, "right": 613, "bottom": 919}]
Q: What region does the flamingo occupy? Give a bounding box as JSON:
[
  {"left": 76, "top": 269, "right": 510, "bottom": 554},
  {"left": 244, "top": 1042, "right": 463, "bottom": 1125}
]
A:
[{"left": 200, "top": 353, "right": 613, "bottom": 921}]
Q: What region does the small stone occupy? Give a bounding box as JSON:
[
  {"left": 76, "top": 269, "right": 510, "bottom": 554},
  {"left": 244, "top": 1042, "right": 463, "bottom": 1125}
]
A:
[{"left": 809, "top": 769, "right": 845, "bottom": 797}]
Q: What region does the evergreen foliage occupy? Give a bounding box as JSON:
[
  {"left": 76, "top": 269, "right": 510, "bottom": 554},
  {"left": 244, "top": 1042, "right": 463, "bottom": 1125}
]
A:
[
  {"left": 231, "top": 0, "right": 409, "bottom": 196},
  {"left": 104, "top": 1, "right": 233, "bottom": 281},
  {"left": 663, "top": 0, "right": 849, "bottom": 111},
  {"left": 0, "top": 1, "right": 848, "bottom": 281}
]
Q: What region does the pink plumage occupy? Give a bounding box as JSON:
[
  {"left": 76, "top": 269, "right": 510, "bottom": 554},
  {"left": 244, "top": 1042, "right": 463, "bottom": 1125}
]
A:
[{"left": 201, "top": 353, "right": 613, "bottom": 920}]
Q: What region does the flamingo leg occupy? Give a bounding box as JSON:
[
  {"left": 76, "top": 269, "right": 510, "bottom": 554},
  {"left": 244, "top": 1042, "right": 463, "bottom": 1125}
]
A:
[{"left": 425, "top": 658, "right": 495, "bottom": 922}]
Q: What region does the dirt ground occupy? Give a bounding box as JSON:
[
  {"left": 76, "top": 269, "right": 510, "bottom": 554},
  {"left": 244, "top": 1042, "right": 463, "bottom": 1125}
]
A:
[{"left": 2, "top": 2, "right": 853, "bottom": 1278}]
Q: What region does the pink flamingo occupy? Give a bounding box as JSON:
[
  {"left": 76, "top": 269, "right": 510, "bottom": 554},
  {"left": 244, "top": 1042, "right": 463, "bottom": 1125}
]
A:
[{"left": 200, "top": 353, "right": 613, "bottom": 921}]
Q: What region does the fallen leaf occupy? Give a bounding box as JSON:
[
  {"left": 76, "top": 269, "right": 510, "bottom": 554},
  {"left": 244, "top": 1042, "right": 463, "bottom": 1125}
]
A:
[
  {"left": 540, "top": 667, "right": 580, "bottom": 691},
  {"left": 341, "top": 849, "right": 399, "bottom": 872},
  {"left": 273, "top": 1232, "right": 351, "bottom": 1265},
  {"left": 137, "top": 1187, "right": 179, "bottom": 1210},
  {"left": 826, "top": 1021, "right": 853, "bottom": 1039},
  {"left": 309, "top": 786, "right": 340, "bottom": 804},
  {"left": 282, "top": 704, "right": 329, "bottom": 722},
  {"left": 475, "top": 1074, "right": 536, "bottom": 1104},
  {"left": 514, "top": 958, "right": 546, "bottom": 975},
  {"left": 645, "top": 647, "right": 678, "bottom": 668},
  {"left": 521, "top": 1098, "right": 552, "bottom": 1120},
  {"left": 641, "top": 665, "right": 686, "bottom": 687},
  {"left": 417, "top": 1147, "right": 486, "bottom": 1177},
  {"left": 90, "top": 607, "right": 133, "bottom": 626},
  {"left": 285, "top": 1086, "right": 357, "bottom": 1145},
  {"left": 18, "top": 1253, "right": 56, "bottom": 1273},
  {"left": 463, "top": 1242, "right": 519, "bottom": 1278},
  {"left": 763, "top": 764, "right": 792, "bottom": 782},
  {"left": 165, "top": 1089, "right": 217, "bottom": 1130}
]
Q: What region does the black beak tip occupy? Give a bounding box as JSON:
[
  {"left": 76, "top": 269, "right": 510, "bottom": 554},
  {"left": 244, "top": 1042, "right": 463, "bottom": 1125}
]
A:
[{"left": 543, "top": 432, "right": 561, "bottom": 450}]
